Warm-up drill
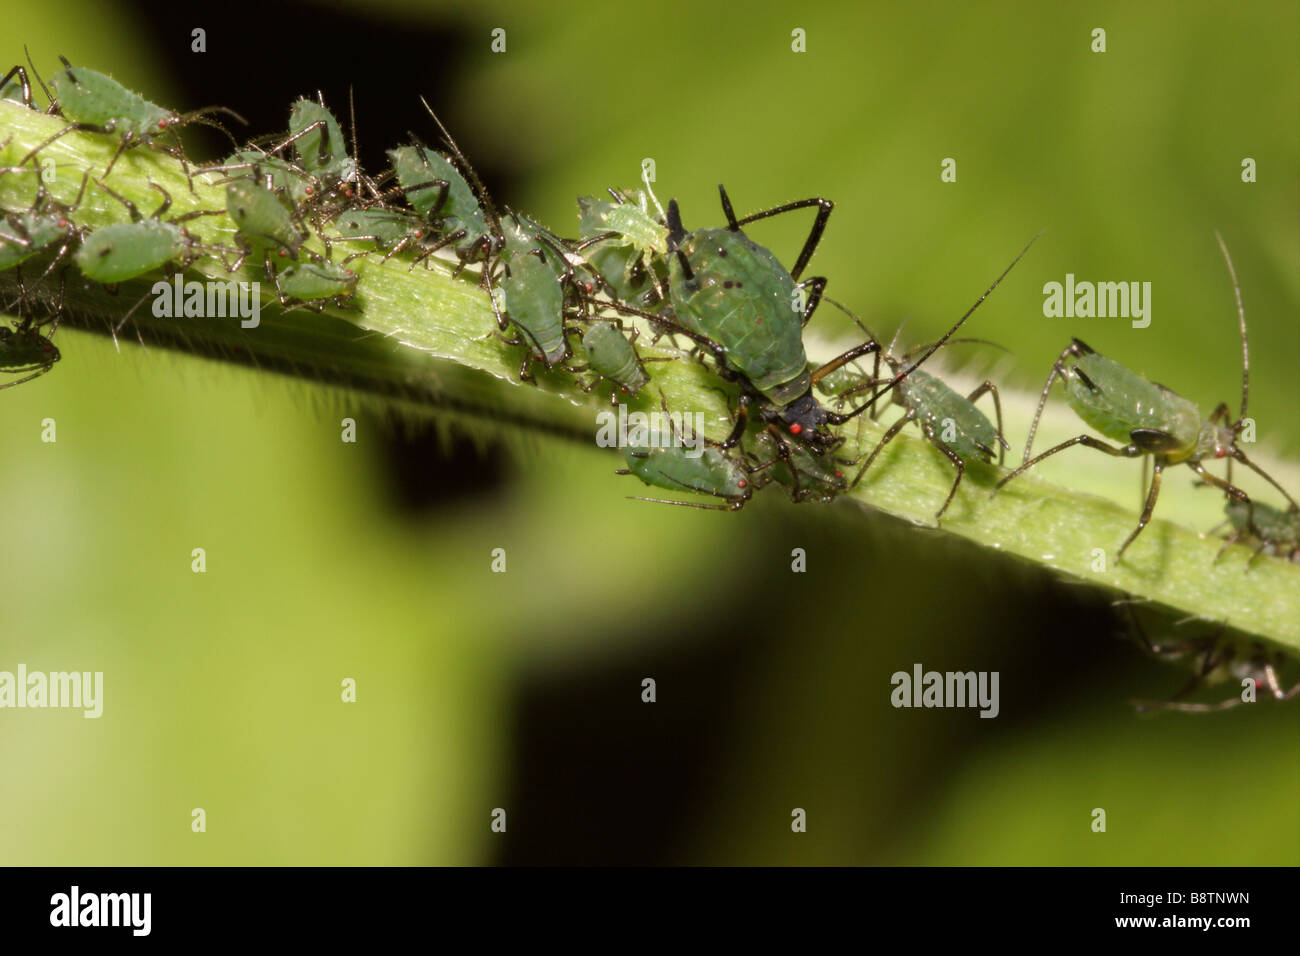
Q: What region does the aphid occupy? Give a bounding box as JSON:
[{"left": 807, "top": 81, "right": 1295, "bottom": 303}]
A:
[
  {"left": 386, "top": 133, "right": 500, "bottom": 267},
  {"left": 832, "top": 310, "right": 1010, "bottom": 523},
  {"left": 652, "top": 190, "right": 1036, "bottom": 455},
  {"left": 22, "top": 56, "right": 244, "bottom": 182},
  {"left": 576, "top": 185, "right": 669, "bottom": 308},
  {"left": 328, "top": 206, "right": 432, "bottom": 259},
  {"left": 751, "top": 426, "right": 847, "bottom": 504},
  {"left": 1213, "top": 498, "right": 1299, "bottom": 566},
  {"left": 225, "top": 178, "right": 309, "bottom": 268},
  {"left": 75, "top": 180, "right": 224, "bottom": 284},
  {"left": 248, "top": 94, "right": 364, "bottom": 212},
  {"left": 1124, "top": 607, "right": 1299, "bottom": 713},
  {"left": 1, "top": 270, "right": 63, "bottom": 389},
  {"left": 994, "top": 233, "right": 1298, "bottom": 558},
  {"left": 490, "top": 212, "right": 582, "bottom": 378},
  {"left": 0, "top": 178, "right": 85, "bottom": 275},
  {"left": 274, "top": 259, "right": 358, "bottom": 308},
  {"left": 1, "top": 64, "right": 35, "bottom": 108},
  {"left": 568, "top": 320, "right": 654, "bottom": 403},
  {"left": 0, "top": 316, "right": 60, "bottom": 389},
  {"left": 617, "top": 426, "right": 765, "bottom": 511}
]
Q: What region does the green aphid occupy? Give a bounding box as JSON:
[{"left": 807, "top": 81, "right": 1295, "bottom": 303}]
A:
[
  {"left": 577, "top": 189, "right": 669, "bottom": 308},
  {"left": 840, "top": 331, "right": 1008, "bottom": 524},
  {"left": 226, "top": 179, "right": 308, "bottom": 264},
  {"left": 996, "top": 234, "right": 1297, "bottom": 559},
  {"left": 23, "top": 56, "right": 243, "bottom": 179},
  {"left": 494, "top": 228, "right": 568, "bottom": 374},
  {"left": 275, "top": 260, "right": 358, "bottom": 306},
  {"left": 1216, "top": 499, "right": 1299, "bottom": 566},
  {"left": 387, "top": 143, "right": 495, "bottom": 263},
  {"left": 573, "top": 320, "right": 651, "bottom": 403},
  {"left": 617, "top": 427, "right": 758, "bottom": 511},
  {"left": 75, "top": 180, "right": 222, "bottom": 283},
  {"left": 330, "top": 207, "right": 429, "bottom": 256},
  {"left": 1, "top": 209, "right": 74, "bottom": 271},
  {"left": 77, "top": 220, "right": 188, "bottom": 283},
  {"left": 216, "top": 150, "right": 308, "bottom": 202}
]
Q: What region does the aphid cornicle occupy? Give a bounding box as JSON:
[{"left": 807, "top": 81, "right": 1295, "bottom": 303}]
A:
[
  {"left": 994, "top": 233, "right": 1298, "bottom": 559},
  {"left": 21, "top": 56, "right": 244, "bottom": 182}
]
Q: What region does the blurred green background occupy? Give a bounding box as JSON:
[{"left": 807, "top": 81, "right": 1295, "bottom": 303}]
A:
[{"left": 1, "top": 0, "right": 1296, "bottom": 865}]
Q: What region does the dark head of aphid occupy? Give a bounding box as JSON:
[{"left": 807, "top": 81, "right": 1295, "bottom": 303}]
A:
[{"left": 765, "top": 392, "right": 841, "bottom": 454}]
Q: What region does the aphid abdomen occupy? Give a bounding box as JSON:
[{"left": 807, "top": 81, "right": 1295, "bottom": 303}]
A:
[
  {"left": 226, "top": 181, "right": 303, "bottom": 257},
  {"left": 75, "top": 220, "right": 182, "bottom": 282},
  {"left": 277, "top": 262, "right": 357, "bottom": 301},
  {"left": 50, "top": 67, "right": 169, "bottom": 134},
  {"left": 907, "top": 370, "right": 998, "bottom": 461},
  {"left": 1064, "top": 351, "right": 1199, "bottom": 452},
  {"left": 582, "top": 322, "right": 648, "bottom": 394},
  {"left": 670, "top": 228, "right": 808, "bottom": 406},
  {"left": 389, "top": 146, "right": 491, "bottom": 256}
]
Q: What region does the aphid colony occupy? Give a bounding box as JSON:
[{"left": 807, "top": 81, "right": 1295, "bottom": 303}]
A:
[{"left": 1, "top": 57, "right": 1296, "bottom": 581}]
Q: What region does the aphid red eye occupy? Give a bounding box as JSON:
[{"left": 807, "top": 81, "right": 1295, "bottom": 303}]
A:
[
  {"left": 413, "top": 230, "right": 424, "bottom": 238},
  {"left": 835, "top": 470, "right": 844, "bottom": 478},
  {"left": 278, "top": 250, "right": 288, "bottom": 257},
  {"left": 738, "top": 479, "right": 748, "bottom": 488},
  {"left": 1215, "top": 449, "right": 1227, "bottom": 458},
  {"left": 304, "top": 187, "right": 314, "bottom": 195},
  {"left": 57, "top": 218, "right": 68, "bottom": 227},
  {"left": 157, "top": 119, "right": 168, "bottom": 129},
  {"left": 789, "top": 423, "right": 803, "bottom": 435}
]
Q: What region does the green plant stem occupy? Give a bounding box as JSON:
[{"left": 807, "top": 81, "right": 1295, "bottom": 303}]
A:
[{"left": 3, "top": 100, "right": 1298, "bottom": 651}]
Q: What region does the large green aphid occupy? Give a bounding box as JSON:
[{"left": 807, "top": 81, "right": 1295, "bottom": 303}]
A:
[
  {"left": 995, "top": 233, "right": 1297, "bottom": 559},
  {"left": 0, "top": 184, "right": 82, "bottom": 274},
  {"left": 21, "top": 56, "right": 244, "bottom": 180},
  {"left": 617, "top": 426, "right": 761, "bottom": 511},
  {"left": 832, "top": 311, "right": 1010, "bottom": 523},
  {"left": 1215, "top": 499, "right": 1299, "bottom": 566},
  {"left": 225, "top": 179, "right": 309, "bottom": 267},
  {"left": 657, "top": 189, "right": 1034, "bottom": 456},
  {"left": 74, "top": 180, "right": 224, "bottom": 284},
  {"left": 577, "top": 186, "right": 669, "bottom": 308}
]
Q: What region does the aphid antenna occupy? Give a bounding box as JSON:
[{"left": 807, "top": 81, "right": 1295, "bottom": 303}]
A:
[
  {"left": 24, "top": 46, "right": 53, "bottom": 110},
  {"left": 417, "top": 95, "right": 504, "bottom": 238},
  {"left": 640, "top": 165, "right": 666, "bottom": 221},
  {"left": 1212, "top": 231, "right": 1250, "bottom": 427},
  {"left": 901, "top": 336, "right": 1012, "bottom": 361}
]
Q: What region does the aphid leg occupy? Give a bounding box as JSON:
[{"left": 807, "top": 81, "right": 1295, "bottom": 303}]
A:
[
  {"left": 0, "top": 65, "right": 33, "bottom": 108},
  {"left": 94, "top": 178, "right": 143, "bottom": 222},
  {"left": 1187, "top": 462, "right": 1260, "bottom": 539},
  {"left": 1117, "top": 461, "right": 1165, "bottom": 559},
  {"left": 922, "top": 426, "right": 967, "bottom": 524},
  {"left": 995, "top": 434, "right": 1142, "bottom": 496},
  {"left": 1022, "top": 340, "right": 1089, "bottom": 463},
  {"left": 720, "top": 186, "right": 834, "bottom": 281},
  {"left": 848, "top": 409, "right": 917, "bottom": 489},
  {"left": 966, "top": 381, "right": 1008, "bottom": 465}
]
